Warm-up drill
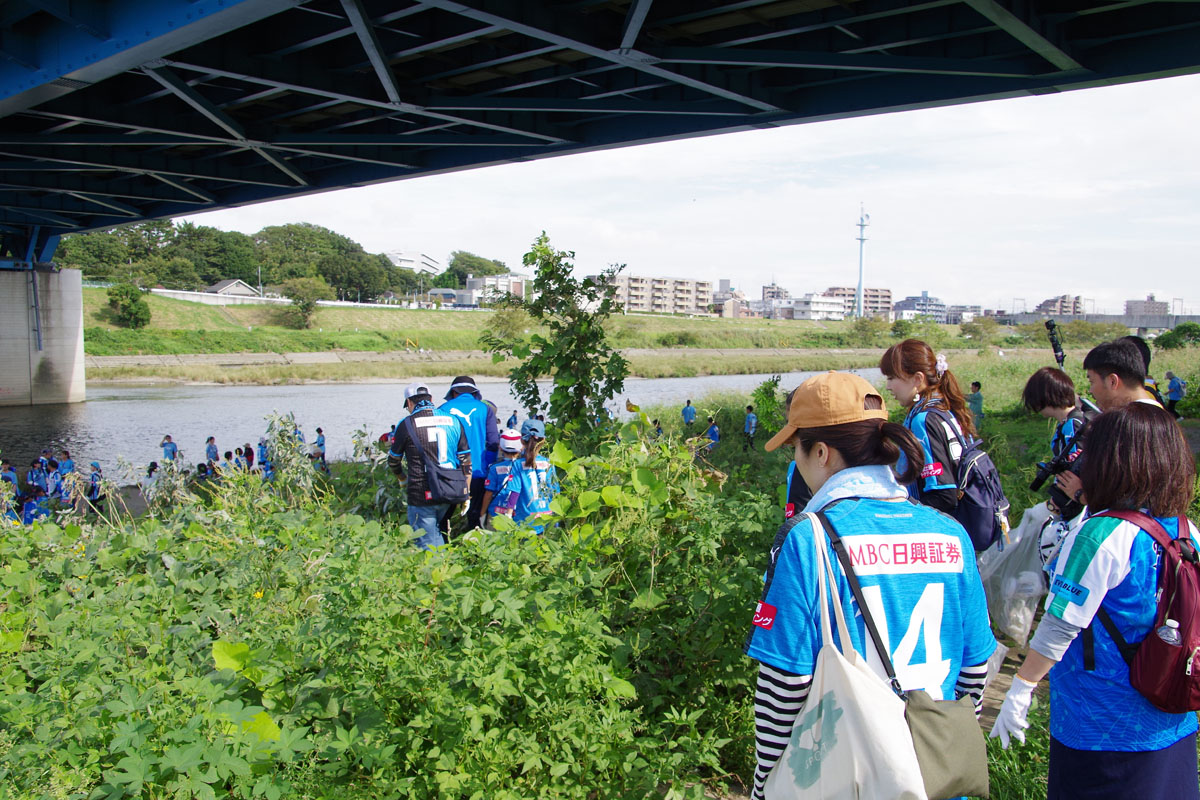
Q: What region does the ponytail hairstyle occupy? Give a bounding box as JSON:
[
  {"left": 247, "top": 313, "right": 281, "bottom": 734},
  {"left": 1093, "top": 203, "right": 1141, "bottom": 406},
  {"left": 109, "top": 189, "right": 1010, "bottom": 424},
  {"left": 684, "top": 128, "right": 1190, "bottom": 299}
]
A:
[
  {"left": 524, "top": 437, "right": 545, "bottom": 469},
  {"left": 879, "top": 338, "right": 976, "bottom": 437},
  {"left": 793, "top": 394, "right": 925, "bottom": 484}
]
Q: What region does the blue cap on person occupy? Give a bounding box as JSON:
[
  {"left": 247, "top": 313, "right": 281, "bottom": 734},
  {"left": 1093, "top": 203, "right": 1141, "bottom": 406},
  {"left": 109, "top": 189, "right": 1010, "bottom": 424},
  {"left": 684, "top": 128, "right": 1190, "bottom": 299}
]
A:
[
  {"left": 403, "top": 382, "right": 430, "bottom": 400},
  {"left": 90, "top": 461, "right": 101, "bottom": 469},
  {"left": 520, "top": 418, "right": 546, "bottom": 440}
]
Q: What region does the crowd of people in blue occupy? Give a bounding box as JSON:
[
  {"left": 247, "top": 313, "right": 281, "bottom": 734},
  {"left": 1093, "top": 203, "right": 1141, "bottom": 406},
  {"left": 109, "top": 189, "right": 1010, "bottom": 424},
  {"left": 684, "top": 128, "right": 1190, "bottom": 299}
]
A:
[
  {"left": 3, "top": 333, "right": 1197, "bottom": 799},
  {"left": 0, "top": 422, "right": 332, "bottom": 525},
  {"left": 746, "top": 335, "right": 1199, "bottom": 800}
]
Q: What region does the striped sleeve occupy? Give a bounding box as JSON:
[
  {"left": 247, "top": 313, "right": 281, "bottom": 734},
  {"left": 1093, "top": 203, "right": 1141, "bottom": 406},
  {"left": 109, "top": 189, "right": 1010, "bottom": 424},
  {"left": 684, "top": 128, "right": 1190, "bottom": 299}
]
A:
[
  {"left": 954, "top": 662, "right": 989, "bottom": 717},
  {"left": 751, "top": 662, "right": 812, "bottom": 800}
]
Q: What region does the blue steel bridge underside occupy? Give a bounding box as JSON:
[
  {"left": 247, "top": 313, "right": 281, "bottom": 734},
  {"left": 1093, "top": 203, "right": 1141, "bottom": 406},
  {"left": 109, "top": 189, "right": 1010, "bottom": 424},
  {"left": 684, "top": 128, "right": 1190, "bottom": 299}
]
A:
[{"left": 3, "top": 0, "right": 1200, "bottom": 263}]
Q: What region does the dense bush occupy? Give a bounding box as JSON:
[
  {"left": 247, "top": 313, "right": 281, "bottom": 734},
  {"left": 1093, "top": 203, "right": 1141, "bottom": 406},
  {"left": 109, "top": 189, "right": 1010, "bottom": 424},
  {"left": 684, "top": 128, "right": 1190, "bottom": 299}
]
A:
[{"left": 0, "top": 420, "right": 777, "bottom": 799}]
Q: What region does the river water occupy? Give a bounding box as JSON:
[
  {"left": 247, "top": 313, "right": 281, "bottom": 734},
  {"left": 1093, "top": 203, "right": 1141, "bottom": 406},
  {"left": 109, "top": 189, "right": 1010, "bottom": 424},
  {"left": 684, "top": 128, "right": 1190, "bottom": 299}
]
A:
[{"left": 0, "top": 369, "right": 881, "bottom": 471}]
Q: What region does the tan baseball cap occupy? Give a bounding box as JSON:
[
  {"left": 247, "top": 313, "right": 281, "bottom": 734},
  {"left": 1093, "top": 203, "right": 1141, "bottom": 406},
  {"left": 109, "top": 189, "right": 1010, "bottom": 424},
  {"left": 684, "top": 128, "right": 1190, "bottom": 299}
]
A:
[{"left": 764, "top": 371, "right": 889, "bottom": 451}]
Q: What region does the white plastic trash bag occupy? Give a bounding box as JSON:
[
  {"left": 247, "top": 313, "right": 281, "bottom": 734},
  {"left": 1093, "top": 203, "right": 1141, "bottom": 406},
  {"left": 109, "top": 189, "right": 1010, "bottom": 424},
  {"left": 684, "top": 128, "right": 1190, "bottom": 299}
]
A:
[
  {"left": 765, "top": 517, "right": 927, "bottom": 800},
  {"left": 978, "top": 502, "right": 1051, "bottom": 646}
]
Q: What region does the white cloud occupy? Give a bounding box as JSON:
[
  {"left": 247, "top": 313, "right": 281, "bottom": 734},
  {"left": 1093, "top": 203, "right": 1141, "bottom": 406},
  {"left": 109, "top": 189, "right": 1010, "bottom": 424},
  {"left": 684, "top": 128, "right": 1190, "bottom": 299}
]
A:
[{"left": 182, "top": 73, "right": 1200, "bottom": 313}]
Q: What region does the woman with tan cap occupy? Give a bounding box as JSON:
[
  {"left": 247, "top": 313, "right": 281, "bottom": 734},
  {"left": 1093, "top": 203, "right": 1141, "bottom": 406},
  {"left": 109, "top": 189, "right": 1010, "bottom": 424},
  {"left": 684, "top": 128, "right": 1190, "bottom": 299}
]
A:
[{"left": 743, "top": 371, "right": 996, "bottom": 800}]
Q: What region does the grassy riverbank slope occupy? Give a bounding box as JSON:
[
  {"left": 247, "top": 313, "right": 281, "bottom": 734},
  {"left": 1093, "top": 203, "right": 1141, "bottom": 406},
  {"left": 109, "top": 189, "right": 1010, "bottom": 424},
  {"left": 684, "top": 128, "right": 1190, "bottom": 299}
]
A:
[{"left": 83, "top": 288, "right": 877, "bottom": 356}]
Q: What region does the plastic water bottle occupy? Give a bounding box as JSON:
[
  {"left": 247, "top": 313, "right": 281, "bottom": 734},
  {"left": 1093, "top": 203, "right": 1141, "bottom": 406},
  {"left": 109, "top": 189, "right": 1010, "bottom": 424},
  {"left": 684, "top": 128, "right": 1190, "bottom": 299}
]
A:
[{"left": 1156, "top": 619, "right": 1182, "bottom": 646}]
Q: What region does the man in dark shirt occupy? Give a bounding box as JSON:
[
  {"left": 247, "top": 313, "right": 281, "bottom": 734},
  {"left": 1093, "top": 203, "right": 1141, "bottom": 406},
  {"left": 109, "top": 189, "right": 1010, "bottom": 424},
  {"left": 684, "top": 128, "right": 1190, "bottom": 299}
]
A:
[{"left": 388, "top": 383, "right": 471, "bottom": 550}]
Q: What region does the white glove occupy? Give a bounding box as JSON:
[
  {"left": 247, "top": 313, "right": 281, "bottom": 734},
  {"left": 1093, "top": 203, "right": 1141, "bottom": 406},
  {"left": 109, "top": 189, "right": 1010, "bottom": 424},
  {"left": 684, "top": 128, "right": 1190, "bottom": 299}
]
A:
[{"left": 990, "top": 675, "right": 1037, "bottom": 749}]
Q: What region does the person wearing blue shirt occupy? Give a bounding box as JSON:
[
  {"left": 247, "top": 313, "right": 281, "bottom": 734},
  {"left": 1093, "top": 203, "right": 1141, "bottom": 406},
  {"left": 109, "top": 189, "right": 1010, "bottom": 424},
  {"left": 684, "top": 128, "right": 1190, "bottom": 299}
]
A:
[
  {"left": 38, "top": 449, "right": 51, "bottom": 471},
  {"left": 494, "top": 419, "right": 559, "bottom": 534},
  {"left": 681, "top": 399, "right": 697, "bottom": 427},
  {"left": 87, "top": 462, "right": 104, "bottom": 513},
  {"left": 745, "top": 371, "right": 995, "bottom": 800},
  {"left": 0, "top": 461, "right": 16, "bottom": 487},
  {"left": 1022, "top": 366, "right": 1095, "bottom": 528},
  {"left": 481, "top": 428, "right": 523, "bottom": 526},
  {"left": 743, "top": 405, "right": 758, "bottom": 452},
  {"left": 205, "top": 436, "right": 219, "bottom": 464},
  {"left": 45, "top": 460, "right": 61, "bottom": 501},
  {"left": 993, "top": 404, "right": 1200, "bottom": 800},
  {"left": 704, "top": 416, "right": 719, "bottom": 451},
  {"left": 256, "top": 439, "right": 270, "bottom": 475},
  {"left": 1165, "top": 370, "right": 1187, "bottom": 419},
  {"left": 26, "top": 460, "right": 47, "bottom": 494},
  {"left": 506, "top": 410, "right": 519, "bottom": 429},
  {"left": 21, "top": 489, "right": 49, "bottom": 525},
  {"left": 56, "top": 451, "right": 74, "bottom": 502},
  {"left": 439, "top": 375, "right": 499, "bottom": 532},
  {"left": 882, "top": 340, "right": 977, "bottom": 515},
  {"left": 160, "top": 436, "right": 178, "bottom": 462},
  {"left": 388, "top": 383, "right": 472, "bottom": 550}
]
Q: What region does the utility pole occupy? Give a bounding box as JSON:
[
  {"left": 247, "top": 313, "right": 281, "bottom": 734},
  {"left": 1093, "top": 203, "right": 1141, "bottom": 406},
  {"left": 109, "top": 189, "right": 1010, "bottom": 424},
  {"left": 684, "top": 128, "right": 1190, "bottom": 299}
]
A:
[
  {"left": 257, "top": 264, "right": 262, "bottom": 297},
  {"left": 855, "top": 206, "right": 869, "bottom": 318}
]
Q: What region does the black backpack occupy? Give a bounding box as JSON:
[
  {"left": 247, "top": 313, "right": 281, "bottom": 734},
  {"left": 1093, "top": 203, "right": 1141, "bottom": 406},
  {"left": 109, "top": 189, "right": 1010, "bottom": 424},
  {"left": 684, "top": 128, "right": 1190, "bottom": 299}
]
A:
[
  {"left": 404, "top": 417, "right": 469, "bottom": 504},
  {"left": 931, "top": 409, "right": 1011, "bottom": 552}
]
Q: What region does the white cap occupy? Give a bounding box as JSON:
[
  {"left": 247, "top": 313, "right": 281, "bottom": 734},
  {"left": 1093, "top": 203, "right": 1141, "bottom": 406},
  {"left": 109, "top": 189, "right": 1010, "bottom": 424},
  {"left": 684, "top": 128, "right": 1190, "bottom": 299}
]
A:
[
  {"left": 404, "top": 383, "right": 431, "bottom": 400},
  {"left": 499, "top": 428, "right": 524, "bottom": 453}
]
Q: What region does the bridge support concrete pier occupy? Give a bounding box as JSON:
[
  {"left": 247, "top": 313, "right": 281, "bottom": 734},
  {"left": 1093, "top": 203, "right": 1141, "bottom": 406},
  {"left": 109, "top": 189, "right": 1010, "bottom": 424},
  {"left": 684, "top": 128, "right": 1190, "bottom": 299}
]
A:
[{"left": 0, "top": 269, "right": 85, "bottom": 407}]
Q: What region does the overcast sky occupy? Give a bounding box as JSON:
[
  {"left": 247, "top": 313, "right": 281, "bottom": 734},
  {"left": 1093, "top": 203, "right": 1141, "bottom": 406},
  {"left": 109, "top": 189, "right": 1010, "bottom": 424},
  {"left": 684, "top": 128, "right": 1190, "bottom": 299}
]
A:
[{"left": 182, "top": 73, "right": 1200, "bottom": 315}]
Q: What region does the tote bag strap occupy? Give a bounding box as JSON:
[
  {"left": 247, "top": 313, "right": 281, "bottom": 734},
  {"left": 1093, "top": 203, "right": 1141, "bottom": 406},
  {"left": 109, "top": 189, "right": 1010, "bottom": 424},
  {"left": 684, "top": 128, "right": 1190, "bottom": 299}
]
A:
[
  {"left": 815, "top": 510, "right": 905, "bottom": 695},
  {"left": 807, "top": 513, "right": 859, "bottom": 657}
]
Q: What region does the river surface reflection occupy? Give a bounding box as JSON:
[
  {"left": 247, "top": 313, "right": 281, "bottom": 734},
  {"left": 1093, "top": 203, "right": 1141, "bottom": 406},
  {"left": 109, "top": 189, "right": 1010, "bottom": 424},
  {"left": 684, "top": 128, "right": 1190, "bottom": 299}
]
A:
[{"left": 0, "top": 368, "right": 881, "bottom": 470}]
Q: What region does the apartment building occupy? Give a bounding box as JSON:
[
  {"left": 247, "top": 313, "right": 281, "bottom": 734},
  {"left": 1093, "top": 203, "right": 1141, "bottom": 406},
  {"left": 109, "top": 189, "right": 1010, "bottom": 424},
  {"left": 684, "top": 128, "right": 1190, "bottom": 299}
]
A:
[
  {"left": 1125, "top": 294, "right": 1169, "bottom": 316},
  {"left": 791, "top": 293, "right": 846, "bottom": 321},
  {"left": 823, "top": 286, "right": 893, "bottom": 318},
  {"left": 893, "top": 291, "right": 947, "bottom": 323},
  {"left": 762, "top": 283, "right": 790, "bottom": 303},
  {"left": 1035, "top": 294, "right": 1084, "bottom": 315},
  {"left": 596, "top": 273, "right": 714, "bottom": 315},
  {"left": 946, "top": 305, "right": 983, "bottom": 324},
  {"left": 462, "top": 272, "right": 528, "bottom": 305}
]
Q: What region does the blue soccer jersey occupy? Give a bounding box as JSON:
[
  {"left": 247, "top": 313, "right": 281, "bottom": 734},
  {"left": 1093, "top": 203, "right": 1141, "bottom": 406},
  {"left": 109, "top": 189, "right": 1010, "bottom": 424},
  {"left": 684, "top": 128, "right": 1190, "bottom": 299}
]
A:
[
  {"left": 745, "top": 498, "right": 996, "bottom": 700},
  {"left": 901, "top": 399, "right": 964, "bottom": 499},
  {"left": 1046, "top": 513, "right": 1200, "bottom": 751},
  {"left": 484, "top": 460, "right": 519, "bottom": 517},
  {"left": 440, "top": 394, "right": 494, "bottom": 479},
  {"left": 496, "top": 457, "right": 559, "bottom": 531}
]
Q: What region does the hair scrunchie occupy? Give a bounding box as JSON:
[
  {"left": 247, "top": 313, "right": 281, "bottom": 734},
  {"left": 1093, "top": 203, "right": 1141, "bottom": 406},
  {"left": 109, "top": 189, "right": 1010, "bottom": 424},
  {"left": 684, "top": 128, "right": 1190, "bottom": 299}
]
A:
[{"left": 935, "top": 352, "right": 949, "bottom": 378}]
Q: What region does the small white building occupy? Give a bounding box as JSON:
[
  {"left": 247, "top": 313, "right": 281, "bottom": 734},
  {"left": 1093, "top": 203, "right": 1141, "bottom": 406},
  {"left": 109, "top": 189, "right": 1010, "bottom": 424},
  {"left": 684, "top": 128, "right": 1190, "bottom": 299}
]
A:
[
  {"left": 385, "top": 250, "right": 441, "bottom": 275},
  {"left": 791, "top": 293, "right": 846, "bottom": 321},
  {"left": 205, "top": 279, "right": 259, "bottom": 297},
  {"left": 462, "top": 272, "right": 528, "bottom": 305}
]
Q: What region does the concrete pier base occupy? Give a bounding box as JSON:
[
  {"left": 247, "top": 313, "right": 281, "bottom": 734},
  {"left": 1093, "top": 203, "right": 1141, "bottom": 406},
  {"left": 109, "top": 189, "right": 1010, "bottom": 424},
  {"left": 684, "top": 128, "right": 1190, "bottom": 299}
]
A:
[{"left": 0, "top": 269, "right": 85, "bottom": 406}]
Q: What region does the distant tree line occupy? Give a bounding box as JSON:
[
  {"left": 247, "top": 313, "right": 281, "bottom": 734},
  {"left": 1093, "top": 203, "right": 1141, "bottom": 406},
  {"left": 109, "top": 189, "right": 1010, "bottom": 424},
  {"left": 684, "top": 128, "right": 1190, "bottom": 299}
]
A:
[{"left": 55, "top": 220, "right": 508, "bottom": 304}]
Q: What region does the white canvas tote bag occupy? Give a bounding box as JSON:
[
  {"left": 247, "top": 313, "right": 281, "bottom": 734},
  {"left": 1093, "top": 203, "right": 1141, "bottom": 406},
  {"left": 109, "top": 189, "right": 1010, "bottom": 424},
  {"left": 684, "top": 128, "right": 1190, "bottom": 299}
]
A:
[{"left": 764, "top": 515, "right": 928, "bottom": 800}]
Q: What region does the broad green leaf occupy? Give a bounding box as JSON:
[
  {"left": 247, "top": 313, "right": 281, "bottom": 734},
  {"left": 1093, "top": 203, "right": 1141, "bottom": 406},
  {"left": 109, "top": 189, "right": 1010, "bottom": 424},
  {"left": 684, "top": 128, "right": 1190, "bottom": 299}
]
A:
[
  {"left": 212, "top": 640, "right": 251, "bottom": 672},
  {"left": 607, "top": 678, "right": 638, "bottom": 699},
  {"left": 631, "top": 589, "right": 666, "bottom": 610},
  {"left": 242, "top": 711, "right": 281, "bottom": 743},
  {"left": 600, "top": 485, "right": 623, "bottom": 507}
]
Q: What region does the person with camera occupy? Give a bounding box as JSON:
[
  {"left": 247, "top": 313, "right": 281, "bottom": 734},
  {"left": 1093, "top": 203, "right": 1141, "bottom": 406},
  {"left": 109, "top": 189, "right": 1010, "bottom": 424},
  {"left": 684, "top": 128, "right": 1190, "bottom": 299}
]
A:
[
  {"left": 1023, "top": 367, "right": 1095, "bottom": 526},
  {"left": 991, "top": 403, "right": 1200, "bottom": 800},
  {"left": 1053, "top": 340, "right": 1161, "bottom": 511}
]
